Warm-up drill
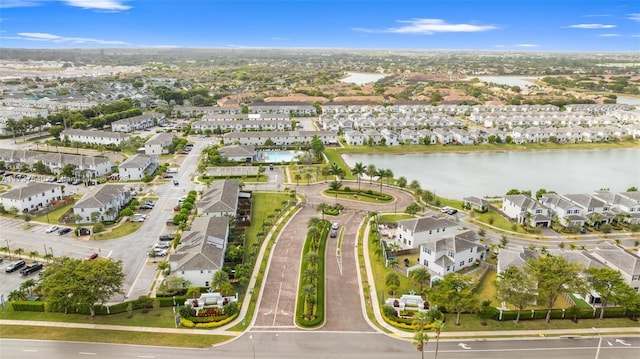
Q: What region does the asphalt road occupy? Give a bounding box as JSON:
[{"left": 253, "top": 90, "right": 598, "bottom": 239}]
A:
[{"left": 1, "top": 334, "right": 639, "bottom": 359}]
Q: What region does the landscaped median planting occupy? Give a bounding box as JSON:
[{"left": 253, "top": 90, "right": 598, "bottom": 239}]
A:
[{"left": 295, "top": 218, "right": 329, "bottom": 327}]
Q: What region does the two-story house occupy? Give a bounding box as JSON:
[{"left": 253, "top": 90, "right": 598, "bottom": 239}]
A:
[
  {"left": 396, "top": 215, "right": 459, "bottom": 248},
  {"left": 118, "top": 154, "right": 158, "bottom": 181},
  {"left": 0, "top": 183, "right": 63, "bottom": 213},
  {"left": 502, "top": 194, "right": 552, "bottom": 227},
  {"left": 72, "top": 184, "right": 132, "bottom": 223},
  {"left": 417, "top": 230, "right": 486, "bottom": 277},
  {"left": 144, "top": 133, "right": 175, "bottom": 155}
]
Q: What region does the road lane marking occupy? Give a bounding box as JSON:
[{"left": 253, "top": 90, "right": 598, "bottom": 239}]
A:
[
  {"left": 272, "top": 282, "right": 283, "bottom": 326},
  {"left": 79, "top": 352, "right": 97, "bottom": 355}
]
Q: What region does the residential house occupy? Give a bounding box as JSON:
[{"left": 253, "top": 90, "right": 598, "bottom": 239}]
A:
[
  {"left": 168, "top": 216, "right": 230, "bottom": 287},
  {"left": 463, "top": 196, "right": 489, "bottom": 212},
  {"left": 418, "top": 230, "right": 486, "bottom": 277},
  {"left": 396, "top": 215, "right": 459, "bottom": 248},
  {"left": 37, "top": 153, "right": 112, "bottom": 177},
  {"left": 344, "top": 130, "right": 365, "bottom": 146},
  {"left": 144, "top": 133, "right": 175, "bottom": 155},
  {"left": 563, "top": 193, "right": 614, "bottom": 227},
  {"left": 61, "top": 129, "right": 131, "bottom": 146},
  {"left": 362, "top": 129, "right": 383, "bottom": 145},
  {"left": 72, "top": 184, "right": 132, "bottom": 223},
  {"left": 118, "top": 154, "right": 158, "bottom": 181},
  {"left": 198, "top": 180, "right": 240, "bottom": 217},
  {"left": 380, "top": 128, "right": 400, "bottom": 146},
  {"left": 590, "top": 242, "right": 640, "bottom": 293},
  {"left": 539, "top": 193, "right": 587, "bottom": 228},
  {"left": 0, "top": 182, "right": 63, "bottom": 213},
  {"left": 593, "top": 191, "right": 640, "bottom": 224},
  {"left": 502, "top": 194, "right": 552, "bottom": 227},
  {"left": 111, "top": 112, "right": 165, "bottom": 132},
  {"left": 218, "top": 145, "right": 256, "bottom": 162}
]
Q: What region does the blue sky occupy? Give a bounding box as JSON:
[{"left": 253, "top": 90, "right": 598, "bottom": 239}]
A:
[{"left": 0, "top": 0, "right": 639, "bottom": 51}]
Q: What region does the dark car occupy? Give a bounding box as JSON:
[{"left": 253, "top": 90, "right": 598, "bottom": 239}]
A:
[
  {"left": 446, "top": 208, "right": 458, "bottom": 215},
  {"left": 58, "top": 227, "right": 72, "bottom": 235},
  {"left": 20, "top": 262, "right": 43, "bottom": 276},
  {"left": 5, "top": 259, "right": 26, "bottom": 273},
  {"left": 163, "top": 174, "right": 173, "bottom": 179},
  {"left": 330, "top": 229, "right": 338, "bottom": 238},
  {"left": 159, "top": 234, "right": 175, "bottom": 241},
  {"left": 84, "top": 253, "right": 99, "bottom": 261}
]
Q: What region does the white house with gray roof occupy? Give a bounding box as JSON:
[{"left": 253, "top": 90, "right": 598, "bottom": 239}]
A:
[
  {"left": 72, "top": 184, "right": 131, "bottom": 223},
  {"left": 61, "top": 129, "right": 131, "bottom": 146},
  {"left": 590, "top": 242, "right": 640, "bottom": 293},
  {"left": 118, "top": 154, "right": 158, "bottom": 181},
  {"left": 0, "top": 182, "right": 63, "bottom": 213},
  {"left": 111, "top": 112, "right": 165, "bottom": 133},
  {"left": 198, "top": 180, "right": 240, "bottom": 217},
  {"left": 502, "top": 194, "right": 553, "bottom": 227},
  {"left": 144, "top": 133, "right": 175, "bottom": 155},
  {"left": 417, "top": 230, "right": 486, "bottom": 278},
  {"left": 169, "top": 216, "right": 230, "bottom": 287},
  {"left": 396, "top": 214, "right": 459, "bottom": 249},
  {"left": 218, "top": 145, "right": 256, "bottom": 162}
]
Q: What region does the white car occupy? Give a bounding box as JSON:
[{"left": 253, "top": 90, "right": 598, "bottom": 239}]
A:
[
  {"left": 45, "top": 225, "right": 59, "bottom": 233},
  {"left": 130, "top": 216, "right": 145, "bottom": 223},
  {"left": 331, "top": 222, "right": 339, "bottom": 230},
  {"left": 154, "top": 242, "right": 171, "bottom": 249}
]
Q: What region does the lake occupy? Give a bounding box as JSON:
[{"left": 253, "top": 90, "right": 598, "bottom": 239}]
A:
[
  {"left": 342, "top": 148, "right": 640, "bottom": 200},
  {"left": 473, "top": 76, "right": 539, "bottom": 88},
  {"left": 617, "top": 96, "right": 640, "bottom": 106},
  {"left": 340, "top": 72, "right": 387, "bottom": 85}
]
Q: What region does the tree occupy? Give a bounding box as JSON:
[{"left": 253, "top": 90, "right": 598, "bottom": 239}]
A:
[
  {"left": 410, "top": 267, "right": 431, "bottom": 295},
  {"left": 211, "top": 270, "right": 230, "bottom": 294},
  {"left": 385, "top": 272, "right": 401, "bottom": 297},
  {"left": 428, "top": 310, "right": 445, "bottom": 359},
  {"left": 310, "top": 135, "right": 324, "bottom": 161},
  {"left": 28, "top": 250, "right": 39, "bottom": 261},
  {"left": 61, "top": 163, "right": 75, "bottom": 177},
  {"left": 495, "top": 265, "right": 537, "bottom": 323},
  {"left": 328, "top": 162, "right": 345, "bottom": 180},
  {"left": 294, "top": 173, "right": 301, "bottom": 186},
  {"left": 429, "top": 273, "right": 478, "bottom": 326},
  {"left": 412, "top": 311, "right": 430, "bottom": 359},
  {"left": 304, "top": 172, "right": 313, "bottom": 185},
  {"left": 302, "top": 283, "right": 316, "bottom": 320},
  {"left": 351, "top": 162, "right": 366, "bottom": 192},
  {"left": 586, "top": 267, "right": 634, "bottom": 320},
  {"left": 32, "top": 160, "right": 49, "bottom": 175},
  {"left": 304, "top": 251, "right": 320, "bottom": 268},
  {"left": 39, "top": 256, "right": 124, "bottom": 317},
  {"left": 20, "top": 278, "right": 37, "bottom": 298},
  {"left": 257, "top": 165, "right": 266, "bottom": 179},
  {"left": 397, "top": 176, "right": 407, "bottom": 189},
  {"left": 405, "top": 202, "right": 422, "bottom": 215},
  {"left": 527, "top": 254, "right": 587, "bottom": 322},
  {"left": 303, "top": 266, "right": 319, "bottom": 285},
  {"left": 316, "top": 202, "right": 328, "bottom": 221},
  {"left": 366, "top": 164, "right": 377, "bottom": 184}
]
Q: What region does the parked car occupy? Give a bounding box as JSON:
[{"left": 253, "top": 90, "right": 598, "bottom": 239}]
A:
[
  {"left": 131, "top": 216, "right": 145, "bottom": 223},
  {"left": 149, "top": 248, "right": 167, "bottom": 257},
  {"left": 446, "top": 208, "right": 458, "bottom": 215},
  {"left": 173, "top": 179, "right": 179, "bottom": 186},
  {"left": 330, "top": 229, "right": 338, "bottom": 238},
  {"left": 332, "top": 222, "right": 340, "bottom": 230},
  {"left": 45, "top": 225, "right": 59, "bottom": 233},
  {"left": 5, "top": 259, "right": 26, "bottom": 273},
  {"left": 159, "top": 234, "right": 175, "bottom": 241},
  {"left": 58, "top": 227, "right": 72, "bottom": 235},
  {"left": 84, "top": 253, "right": 99, "bottom": 261},
  {"left": 71, "top": 179, "right": 82, "bottom": 185},
  {"left": 20, "top": 262, "right": 44, "bottom": 276},
  {"left": 154, "top": 242, "right": 171, "bottom": 249},
  {"left": 139, "top": 204, "right": 154, "bottom": 210},
  {"left": 163, "top": 174, "right": 174, "bottom": 179}
]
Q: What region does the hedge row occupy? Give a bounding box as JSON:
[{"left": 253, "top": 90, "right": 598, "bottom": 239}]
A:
[
  {"left": 296, "top": 222, "right": 329, "bottom": 328},
  {"left": 11, "top": 296, "right": 188, "bottom": 315}
]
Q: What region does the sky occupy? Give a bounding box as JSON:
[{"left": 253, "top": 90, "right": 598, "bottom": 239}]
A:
[{"left": 0, "top": 0, "right": 639, "bottom": 51}]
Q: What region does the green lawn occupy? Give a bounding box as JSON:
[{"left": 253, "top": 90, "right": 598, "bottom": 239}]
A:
[
  {"left": 0, "top": 325, "right": 231, "bottom": 348},
  {"left": 244, "top": 192, "right": 292, "bottom": 263},
  {"left": 322, "top": 189, "right": 394, "bottom": 204},
  {"left": 94, "top": 221, "right": 143, "bottom": 240},
  {"left": 32, "top": 201, "right": 76, "bottom": 224},
  {"left": 379, "top": 214, "right": 415, "bottom": 222}
]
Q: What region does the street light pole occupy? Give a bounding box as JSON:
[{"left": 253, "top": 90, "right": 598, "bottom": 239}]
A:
[
  {"left": 5, "top": 239, "right": 11, "bottom": 260},
  {"left": 249, "top": 334, "right": 256, "bottom": 359},
  {"left": 592, "top": 327, "right": 602, "bottom": 359}
]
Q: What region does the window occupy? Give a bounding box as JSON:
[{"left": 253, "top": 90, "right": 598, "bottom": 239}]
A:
[
  {"left": 633, "top": 275, "right": 640, "bottom": 281},
  {"left": 460, "top": 261, "right": 464, "bottom": 267},
  {"left": 468, "top": 258, "right": 473, "bottom": 263},
  {"left": 446, "top": 266, "right": 450, "bottom": 272}
]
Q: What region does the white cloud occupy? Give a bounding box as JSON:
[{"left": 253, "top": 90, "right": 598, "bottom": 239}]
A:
[
  {"left": 628, "top": 13, "right": 640, "bottom": 22},
  {"left": 598, "top": 33, "right": 620, "bottom": 37},
  {"left": 565, "top": 23, "right": 616, "bottom": 29},
  {"left": 515, "top": 43, "right": 539, "bottom": 48},
  {"left": 0, "top": 0, "right": 130, "bottom": 11},
  {"left": 63, "top": 1, "right": 130, "bottom": 11},
  {"left": 9, "top": 32, "right": 128, "bottom": 45},
  {"left": 353, "top": 18, "right": 499, "bottom": 34}
]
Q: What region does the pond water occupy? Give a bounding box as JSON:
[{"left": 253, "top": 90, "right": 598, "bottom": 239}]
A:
[
  {"left": 340, "top": 72, "right": 387, "bottom": 85},
  {"left": 473, "top": 76, "right": 539, "bottom": 88},
  {"left": 617, "top": 96, "right": 640, "bottom": 106},
  {"left": 342, "top": 148, "right": 640, "bottom": 200}
]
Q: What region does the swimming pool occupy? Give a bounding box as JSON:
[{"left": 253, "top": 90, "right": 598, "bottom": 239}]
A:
[{"left": 260, "top": 150, "right": 302, "bottom": 163}]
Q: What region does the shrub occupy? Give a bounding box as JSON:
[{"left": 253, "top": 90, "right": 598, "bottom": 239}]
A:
[{"left": 11, "top": 301, "right": 45, "bottom": 312}]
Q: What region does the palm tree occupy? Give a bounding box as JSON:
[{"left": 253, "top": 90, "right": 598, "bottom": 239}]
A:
[
  {"left": 385, "top": 272, "right": 401, "bottom": 297},
  {"left": 14, "top": 247, "right": 24, "bottom": 259},
  {"left": 29, "top": 250, "right": 39, "bottom": 262},
  {"left": 304, "top": 251, "right": 320, "bottom": 268},
  {"left": 211, "top": 270, "right": 230, "bottom": 294},
  {"left": 20, "top": 279, "right": 37, "bottom": 298},
  {"left": 428, "top": 311, "right": 445, "bottom": 359},
  {"left": 316, "top": 202, "right": 328, "bottom": 221},
  {"left": 328, "top": 162, "right": 345, "bottom": 180},
  {"left": 351, "top": 162, "right": 366, "bottom": 192},
  {"left": 304, "top": 172, "right": 312, "bottom": 185},
  {"left": 43, "top": 253, "right": 54, "bottom": 263},
  {"left": 157, "top": 261, "right": 170, "bottom": 275},
  {"left": 412, "top": 311, "right": 430, "bottom": 359},
  {"left": 294, "top": 173, "right": 301, "bottom": 186},
  {"left": 303, "top": 266, "right": 319, "bottom": 285},
  {"left": 410, "top": 267, "right": 431, "bottom": 295},
  {"left": 8, "top": 289, "right": 25, "bottom": 302},
  {"left": 375, "top": 168, "right": 386, "bottom": 193},
  {"left": 384, "top": 168, "right": 394, "bottom": 187},
  {"left": 307, "top": 226, "right": 322, "bottom": 251},
  {"left": 308, "top": 216, "right": 322, "bottom": 229},
  {"left": 301, "top": 283, "right": 316, "bottom": 320},
  {"left": 388, "top": 257, "right": 399, "bottom": 270},
  {"left": 366, "top": 164, "right": 377, "bottom": 184}
]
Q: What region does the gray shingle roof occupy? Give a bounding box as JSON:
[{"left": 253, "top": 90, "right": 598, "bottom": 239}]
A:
[
  {"left": 0, "top": 182, "right": 62, "bottom": 200},
  {"left": 198, "top": 180, "right": 239, "bottom": 214},
  {"left": 74, "top": 184, "right": 128, "bottom": 209},
  {"left": 170, "top": 216, "right": 229, "bottom": 271}
]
